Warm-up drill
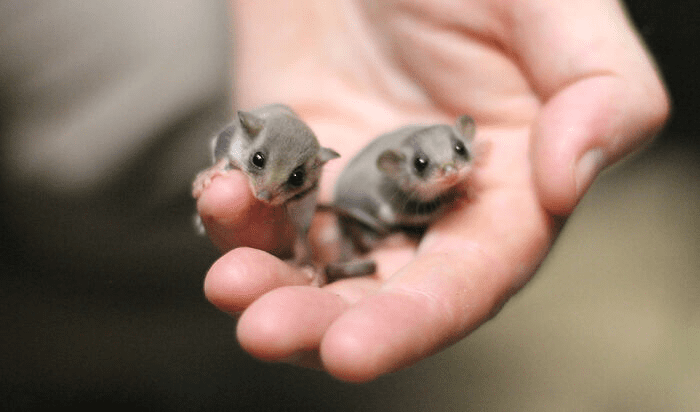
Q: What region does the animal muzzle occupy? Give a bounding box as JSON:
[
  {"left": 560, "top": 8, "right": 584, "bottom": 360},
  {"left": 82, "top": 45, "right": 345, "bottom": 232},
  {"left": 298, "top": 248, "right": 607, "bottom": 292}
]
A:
[
  {"left": 255, "top": 189, "right": 272, "bottom": 202},
  {"left": 436, "top": 164, "right": 459, "bottom": 180},
  {"left": 255, "top": 187, "right": 288, "bottom": 206}
]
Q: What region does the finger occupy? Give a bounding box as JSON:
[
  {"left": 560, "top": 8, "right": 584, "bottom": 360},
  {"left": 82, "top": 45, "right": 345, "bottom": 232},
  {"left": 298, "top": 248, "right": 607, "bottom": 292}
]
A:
[
  {"left": 196, "top": 171, "right": 295, "bottom": 254},
  {"left": 234, "top": 269, "right": 385, "bottom": 363},
  {"left": 236, "top": 286, "right": 351, "bottom": 362},
  {"left": 510, "top": 0, "right": 670, "bottom": 215},
  {"left": 318, "top": 187, "right": 552, "bottom": 382},
  {"left": 203, "top": 247, "right": 317, "bottom": 314}
]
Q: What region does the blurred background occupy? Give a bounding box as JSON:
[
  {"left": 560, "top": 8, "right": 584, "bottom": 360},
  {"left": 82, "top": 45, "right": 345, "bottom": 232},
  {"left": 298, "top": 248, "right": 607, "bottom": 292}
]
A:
[{"left": 1, "top": 0, "right": 697, "bottom": 410}]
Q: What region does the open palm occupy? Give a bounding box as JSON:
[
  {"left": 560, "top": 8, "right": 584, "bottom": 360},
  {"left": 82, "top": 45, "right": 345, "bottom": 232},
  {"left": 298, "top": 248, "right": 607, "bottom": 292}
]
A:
[{"left": 196, "top": 0, "right": 668, "bottom": 382}]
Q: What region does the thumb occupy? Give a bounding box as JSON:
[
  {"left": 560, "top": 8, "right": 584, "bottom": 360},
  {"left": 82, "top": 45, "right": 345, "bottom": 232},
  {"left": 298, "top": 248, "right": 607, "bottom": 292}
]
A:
[{"left": 531, "top": 74, "right": 669, "bottom": 216}]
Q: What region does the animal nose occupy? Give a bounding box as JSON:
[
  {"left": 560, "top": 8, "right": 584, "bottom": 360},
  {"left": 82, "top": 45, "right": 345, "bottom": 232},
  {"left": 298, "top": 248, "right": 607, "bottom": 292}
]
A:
[
  {"left": 256, "top": 190, "right": 271, "bottom": 201},
  {"left": 441, "top": 164, "right": 456, "bottom": 175}
]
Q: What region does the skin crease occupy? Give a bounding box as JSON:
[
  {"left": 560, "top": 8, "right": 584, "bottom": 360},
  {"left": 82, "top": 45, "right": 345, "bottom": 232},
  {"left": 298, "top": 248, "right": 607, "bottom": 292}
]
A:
[{"left": 196, "top": 0, "right": 669, "bottom": 382}]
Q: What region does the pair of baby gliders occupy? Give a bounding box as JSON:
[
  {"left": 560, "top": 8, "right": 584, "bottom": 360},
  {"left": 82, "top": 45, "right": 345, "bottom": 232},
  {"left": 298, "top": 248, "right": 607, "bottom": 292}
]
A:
[{"left": 193, "top": 104, "right": 479, "bottom": 283}]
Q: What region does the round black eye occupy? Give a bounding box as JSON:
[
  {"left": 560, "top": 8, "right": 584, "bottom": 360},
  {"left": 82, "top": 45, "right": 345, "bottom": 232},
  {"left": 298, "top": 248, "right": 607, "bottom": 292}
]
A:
[
  {"left": 454, "top": 141, "right": 467, "bottom": 156},
  {"left": 288, "top": 167, "right": 305, "bottom": 187},
  {"left": 251, "top": 152, "right": 266, "bottom": 168},
  {"left": 413, "top": 156, "right": 429, "bottom": 173}
]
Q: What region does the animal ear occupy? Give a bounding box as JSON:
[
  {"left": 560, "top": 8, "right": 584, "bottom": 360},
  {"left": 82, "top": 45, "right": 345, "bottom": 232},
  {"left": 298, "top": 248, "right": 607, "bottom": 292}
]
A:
[
  {"left": 319, "top": 147, "right": 341, "bottom": 164},
  {"left": 212, "top": 128, "right": 234, "bottom": 161},
  {"left": 238, "top": 110, "right": 264, "bottom": 138},
  {"left": 455, "top": 115, "right": 476, "bottom": 142},
  {"left": 377, "top": 149, "right": 406, "bottom": 175}
]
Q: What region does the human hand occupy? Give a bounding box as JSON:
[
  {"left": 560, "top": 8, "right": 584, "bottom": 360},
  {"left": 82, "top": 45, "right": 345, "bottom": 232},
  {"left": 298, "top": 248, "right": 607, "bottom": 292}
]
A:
[{"left": 197, "top": 0, "right": 669, "bottom": 382}]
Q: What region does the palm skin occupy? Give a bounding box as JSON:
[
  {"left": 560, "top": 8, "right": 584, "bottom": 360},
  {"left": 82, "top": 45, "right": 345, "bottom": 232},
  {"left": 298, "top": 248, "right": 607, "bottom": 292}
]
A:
[{"left": 196, "top": 0, "right": 669, "bottom": 382}]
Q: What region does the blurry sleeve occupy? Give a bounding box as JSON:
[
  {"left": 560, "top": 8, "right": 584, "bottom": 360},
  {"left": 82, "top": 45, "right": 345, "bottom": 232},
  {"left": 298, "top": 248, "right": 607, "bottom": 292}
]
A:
[{"left": 0, "top": 0, "right": 233, "bottom": 278}]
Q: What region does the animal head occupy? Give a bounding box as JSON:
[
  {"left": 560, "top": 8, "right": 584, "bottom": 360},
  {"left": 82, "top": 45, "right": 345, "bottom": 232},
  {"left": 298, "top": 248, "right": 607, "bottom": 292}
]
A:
[
  {"left": 376, "top": 115, "right": 476, "bottom": 200},
  {"left": 220, "top": 109, "right": 339, "bottom": 205}
]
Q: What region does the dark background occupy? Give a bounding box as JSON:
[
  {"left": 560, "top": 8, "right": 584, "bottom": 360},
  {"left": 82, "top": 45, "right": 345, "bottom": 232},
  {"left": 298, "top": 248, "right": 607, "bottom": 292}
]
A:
[
  {"left": 625, "top": 0, "right": 700, "bottom": 145},
  {"left": 1, "top": 1, "right": 698, "bottom": 411}
]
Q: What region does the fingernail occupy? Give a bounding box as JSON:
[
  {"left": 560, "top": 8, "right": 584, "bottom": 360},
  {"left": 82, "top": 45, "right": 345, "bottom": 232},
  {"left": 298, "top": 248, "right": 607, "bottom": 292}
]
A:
[{"left": 575, "top": 149, "right": 605, "bottom": 196}]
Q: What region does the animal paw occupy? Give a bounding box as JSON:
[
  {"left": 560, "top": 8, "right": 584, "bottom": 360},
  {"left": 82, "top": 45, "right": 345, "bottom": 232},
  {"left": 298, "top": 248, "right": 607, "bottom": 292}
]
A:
[{"left": 192, "top": 159, "right": 229, "bottom": 198}]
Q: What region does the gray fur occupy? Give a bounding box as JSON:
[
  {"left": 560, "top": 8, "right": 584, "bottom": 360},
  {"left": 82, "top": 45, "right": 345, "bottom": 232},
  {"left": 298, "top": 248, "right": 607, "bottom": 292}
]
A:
[
  {"left": 327, "top": 115, "right": 476, "bottom": 277},
  {"left": 197, "top": 104, "right": 339, "bottom": 266}
]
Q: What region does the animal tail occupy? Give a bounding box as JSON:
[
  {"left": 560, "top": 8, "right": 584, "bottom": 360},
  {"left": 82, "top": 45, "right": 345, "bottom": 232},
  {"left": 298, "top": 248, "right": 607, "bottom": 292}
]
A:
[{"left": 325, "top": 259, "right": 377, "bottom": 280}]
